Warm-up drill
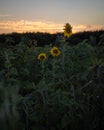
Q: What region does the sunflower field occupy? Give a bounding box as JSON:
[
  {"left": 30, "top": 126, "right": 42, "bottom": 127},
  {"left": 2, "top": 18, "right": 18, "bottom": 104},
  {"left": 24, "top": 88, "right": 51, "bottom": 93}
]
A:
[{"left": 0, "top": 30, "right": 104, "bottom": 130}]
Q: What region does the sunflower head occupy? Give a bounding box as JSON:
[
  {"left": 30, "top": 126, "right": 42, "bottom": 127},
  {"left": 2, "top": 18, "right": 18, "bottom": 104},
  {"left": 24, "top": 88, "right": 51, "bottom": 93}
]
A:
[
  {"left": 38, "top": 53, "right": 46, "bottom": 61},
  {"left": 50, "top": 47, "right": 61, "bottom": 57},
  {"left": 64, "top": 30, "right": 72, "bottom": 38}
]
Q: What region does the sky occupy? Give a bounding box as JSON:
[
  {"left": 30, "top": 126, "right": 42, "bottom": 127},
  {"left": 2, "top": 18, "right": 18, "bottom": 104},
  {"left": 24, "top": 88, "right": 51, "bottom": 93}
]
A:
[{"left": 0, "top": 0, "right": 104, "bottom": 34}]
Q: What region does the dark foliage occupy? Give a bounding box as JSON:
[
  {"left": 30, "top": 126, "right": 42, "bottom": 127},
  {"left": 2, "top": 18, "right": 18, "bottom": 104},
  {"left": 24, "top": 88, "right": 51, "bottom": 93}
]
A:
[
  {"left": 0, "top": 30, "right": 104, "bottom": 48},
  {"left": 67, "top": 30, "right": 104, "bottom": 46}
]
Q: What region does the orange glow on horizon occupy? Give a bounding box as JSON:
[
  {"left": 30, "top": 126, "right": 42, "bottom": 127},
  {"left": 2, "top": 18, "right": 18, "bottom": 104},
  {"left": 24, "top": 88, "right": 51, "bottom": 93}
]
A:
[{"left": 0, "top": 20, "right": 104, "bottom": 34}]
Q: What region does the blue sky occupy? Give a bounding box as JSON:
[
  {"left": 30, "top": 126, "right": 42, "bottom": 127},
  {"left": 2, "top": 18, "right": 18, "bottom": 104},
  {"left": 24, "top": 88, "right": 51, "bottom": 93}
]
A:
[{"left": 0, "top": 0, "right": 104, "bottom": 33}]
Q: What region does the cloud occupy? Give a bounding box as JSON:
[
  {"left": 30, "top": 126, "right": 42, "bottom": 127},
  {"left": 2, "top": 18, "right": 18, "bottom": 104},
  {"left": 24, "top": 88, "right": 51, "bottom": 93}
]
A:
[
  {"left": 0, "top": 20, "right": 104, "bottom": 34},
  {"left": 0, "top": 20, "right": 63, "bottom": 34},
  {"left": 73, "top": 25, "right": 104, "bottom": 33}
]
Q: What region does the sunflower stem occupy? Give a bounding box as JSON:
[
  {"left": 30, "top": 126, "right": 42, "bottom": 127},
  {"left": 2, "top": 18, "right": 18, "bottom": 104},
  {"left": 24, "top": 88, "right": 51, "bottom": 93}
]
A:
[
  {"left": 62, "top": 43, "right": 66, "bottom": 70},
  {"left": 41, "top": 61, "right": 46, "bottom": 84},
  {"left": 53, "top": 57, "right": 56, "bottom": 83}
]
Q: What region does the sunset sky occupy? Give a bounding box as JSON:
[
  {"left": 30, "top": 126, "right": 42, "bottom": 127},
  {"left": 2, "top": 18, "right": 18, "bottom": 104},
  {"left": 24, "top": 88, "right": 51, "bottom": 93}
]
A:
[{"left": 0, "top": 0, "right": 104, "bottom": 34}]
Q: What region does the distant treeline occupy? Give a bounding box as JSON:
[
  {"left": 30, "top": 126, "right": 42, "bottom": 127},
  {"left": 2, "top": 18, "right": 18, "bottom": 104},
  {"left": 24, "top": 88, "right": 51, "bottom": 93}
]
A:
[
  {"left": 0, "top": 32, "right": 58, "bottom": 47},
  {"left": 0, "top": 30, "right": 104, "bottom": 47},
  {"left": 68, "top": 30, "right": 104, "bottom": 46}
]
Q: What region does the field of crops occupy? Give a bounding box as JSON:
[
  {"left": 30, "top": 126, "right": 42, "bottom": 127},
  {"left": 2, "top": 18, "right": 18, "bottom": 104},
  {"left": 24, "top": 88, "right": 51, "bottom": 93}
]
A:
[{"left": 0, "top": 30, "right": 104, "bottom": 130}]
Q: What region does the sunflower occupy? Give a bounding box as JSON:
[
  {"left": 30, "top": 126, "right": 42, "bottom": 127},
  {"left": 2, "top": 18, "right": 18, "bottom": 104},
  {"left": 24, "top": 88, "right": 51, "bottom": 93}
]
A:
[
  {"left": 50, "top": 47, "right": 61, "bottom": 57},
  {"left": 63, "top": 23, "right": 72, "bottom": 38},
  {"left": 38, "top": 53, "right": 46, "bottom": 61}
]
